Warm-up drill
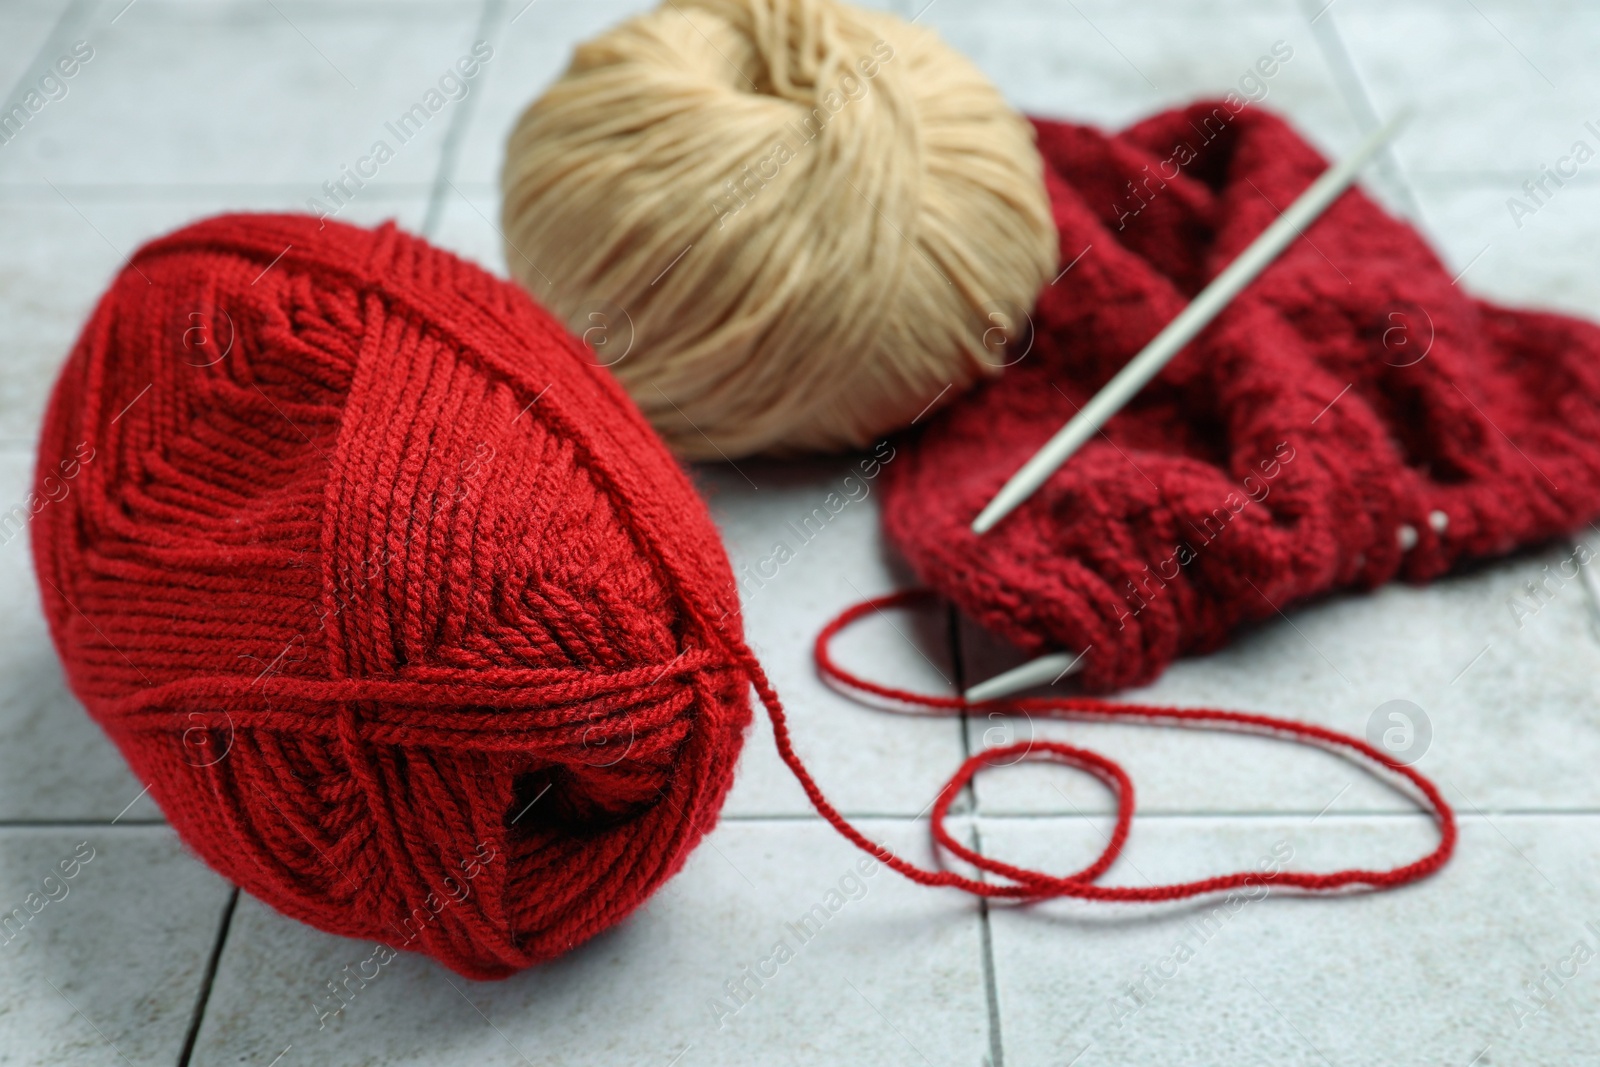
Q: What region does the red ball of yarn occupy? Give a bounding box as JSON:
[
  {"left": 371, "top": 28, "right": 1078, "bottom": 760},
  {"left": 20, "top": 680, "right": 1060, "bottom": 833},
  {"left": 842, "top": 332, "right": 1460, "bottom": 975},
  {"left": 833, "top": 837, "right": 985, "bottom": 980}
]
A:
[
  {"left": 884, "top": 103, "right": 1600, "bottom": 691},
  {"left": 31, "top": 213, "right": 751, "bottom": 979}
]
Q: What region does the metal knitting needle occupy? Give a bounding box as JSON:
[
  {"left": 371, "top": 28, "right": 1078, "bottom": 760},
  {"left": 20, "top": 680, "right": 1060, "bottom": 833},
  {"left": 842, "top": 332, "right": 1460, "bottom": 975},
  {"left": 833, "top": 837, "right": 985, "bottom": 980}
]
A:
[
  {"left": 963, "top": 111, "right": 1414, "bottom": 703},
  {"left": 970, "top": 107, "right": 1413, "bottom": 536},
  {"left": 964, "top": 649, "right": 1086, "bottom": 704}
]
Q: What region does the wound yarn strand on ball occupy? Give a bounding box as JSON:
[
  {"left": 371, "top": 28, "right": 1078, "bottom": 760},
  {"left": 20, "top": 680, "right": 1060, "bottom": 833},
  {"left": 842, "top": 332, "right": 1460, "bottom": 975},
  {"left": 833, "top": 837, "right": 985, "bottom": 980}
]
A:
[
  {"left": 500, "top": 0, "right": 1058, "bottom": 458},
  {"left": 33, "top": 213, "right": 755, "bottom": 980}
]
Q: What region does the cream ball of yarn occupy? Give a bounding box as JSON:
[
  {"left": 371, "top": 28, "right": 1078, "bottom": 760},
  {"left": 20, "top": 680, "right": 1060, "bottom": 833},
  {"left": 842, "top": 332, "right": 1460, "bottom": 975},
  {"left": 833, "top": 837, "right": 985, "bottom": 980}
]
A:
[{"left": 500, "top": 0, "right": 1058, "bottom": 459}]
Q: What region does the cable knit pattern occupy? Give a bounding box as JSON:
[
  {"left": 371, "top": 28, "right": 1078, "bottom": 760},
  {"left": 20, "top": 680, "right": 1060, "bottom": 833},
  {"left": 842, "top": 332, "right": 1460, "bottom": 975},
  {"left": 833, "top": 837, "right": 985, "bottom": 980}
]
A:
[
  {"left": 884, "top": 104, "right": 1600, "bottom": 691},
  {"left": 31, "top": 213, "right": 751, "bottom": 980}
]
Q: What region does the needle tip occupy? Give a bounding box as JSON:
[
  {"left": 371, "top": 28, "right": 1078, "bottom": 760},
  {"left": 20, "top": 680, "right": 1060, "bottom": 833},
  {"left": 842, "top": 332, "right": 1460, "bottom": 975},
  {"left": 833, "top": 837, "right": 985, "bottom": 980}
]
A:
[
  {"left": 964, "top": 650, "right": 1087, "bottom": 702},
  {"left": 970, "top": 503, "right": 1004, "bottom": 536}
]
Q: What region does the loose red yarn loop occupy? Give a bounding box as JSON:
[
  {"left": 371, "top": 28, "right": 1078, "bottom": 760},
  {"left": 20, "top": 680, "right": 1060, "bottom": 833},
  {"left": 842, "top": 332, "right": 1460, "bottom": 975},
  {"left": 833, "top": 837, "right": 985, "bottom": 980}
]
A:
[{"left": 800, "top": 591, "right": 1456, "bottom": 901}]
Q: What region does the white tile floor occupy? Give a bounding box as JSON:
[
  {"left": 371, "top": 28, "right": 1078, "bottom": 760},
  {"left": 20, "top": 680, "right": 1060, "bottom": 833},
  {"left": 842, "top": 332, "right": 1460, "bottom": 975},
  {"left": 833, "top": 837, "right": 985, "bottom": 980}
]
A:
[{"left": 2, "top": 0, "right": 1598, "bottom": 1064}]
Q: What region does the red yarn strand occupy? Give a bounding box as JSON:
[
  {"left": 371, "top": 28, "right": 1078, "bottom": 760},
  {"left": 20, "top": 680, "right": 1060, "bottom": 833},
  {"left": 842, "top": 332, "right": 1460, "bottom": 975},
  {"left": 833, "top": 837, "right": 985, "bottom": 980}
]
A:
[{"left": 734, "top": 590, "right": 1456, "bottom": 902}]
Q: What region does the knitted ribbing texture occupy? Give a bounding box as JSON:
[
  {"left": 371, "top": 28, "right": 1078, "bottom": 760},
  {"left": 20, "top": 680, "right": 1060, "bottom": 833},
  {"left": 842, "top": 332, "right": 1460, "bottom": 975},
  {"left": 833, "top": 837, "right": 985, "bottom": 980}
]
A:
[{"left": 884, "top": 103, "right": 1600, "bottom": 691}]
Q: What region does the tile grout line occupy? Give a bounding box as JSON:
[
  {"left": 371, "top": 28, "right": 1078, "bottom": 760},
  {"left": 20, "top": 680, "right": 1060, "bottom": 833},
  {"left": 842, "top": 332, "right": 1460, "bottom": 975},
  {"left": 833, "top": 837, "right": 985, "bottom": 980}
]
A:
[
  {"left": 7, "top": 808, "right": 1600, "bottom": 830},
  {"left": 951, "top": 620, "right": 1005, "bottom": 1067},
  {"left": 972, "top": 824, "right": 1005, "bottom": 1067},
  {"left": 420, "top": 0, "right": 506, "bottom": 238},
  {"left": 0, "top": 185, "right": 440, "bottom": 201},
  {"left": 0, "top": 0, "right": 100, "bottom": 184},
  {"left": 0, "top": 818, "right": 167, "bottom": 828},
  {"left": 8, "top": 172, "right": 1588, "bottom": 194},
  {"left": 881, "top": 807, "right": 1600, "bottom": 821},
  {"left": 713, "top": 806, "right": 1600, "bottom": 821},
  {"left": 947, "top": 603, "right": 975, "bottom": 815},
  {"left": 175, "top": 886, "right": 239, "bottom": 1067},
  {"left": 1299, "top": 0, "right": 1425, "bottom": 223}
]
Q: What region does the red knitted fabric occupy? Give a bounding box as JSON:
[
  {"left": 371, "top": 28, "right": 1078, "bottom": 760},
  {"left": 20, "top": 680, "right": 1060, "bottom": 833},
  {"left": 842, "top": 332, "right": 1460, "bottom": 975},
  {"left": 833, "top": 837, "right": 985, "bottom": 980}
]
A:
[
  {"left": 32, "top": 213, "right": 752, "bottom": 979},
  {"left": 885, "top": 104, "right": 1600, "bottom": 691}
]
